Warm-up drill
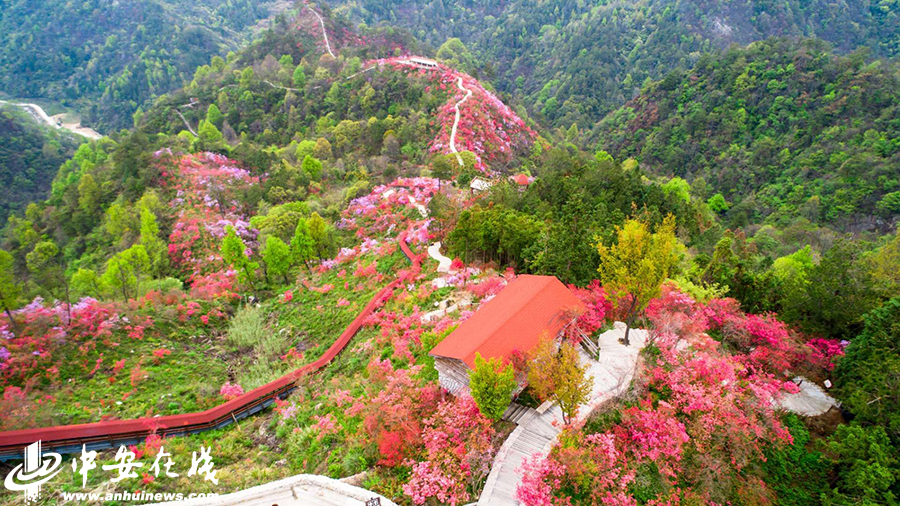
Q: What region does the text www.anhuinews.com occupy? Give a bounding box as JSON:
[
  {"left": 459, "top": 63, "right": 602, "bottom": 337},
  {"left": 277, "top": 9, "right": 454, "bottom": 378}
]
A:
[{"left": 60, "top": 491, "right": 219, "bottom": 502}]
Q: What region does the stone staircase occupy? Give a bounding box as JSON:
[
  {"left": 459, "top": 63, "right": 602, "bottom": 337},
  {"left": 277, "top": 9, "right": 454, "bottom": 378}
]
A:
[
  {"left": 580, "top": 333, "right": 600, "bottom": 359},
  {"left": 502, "top": 402, "right": 536, "bottom": 425}
]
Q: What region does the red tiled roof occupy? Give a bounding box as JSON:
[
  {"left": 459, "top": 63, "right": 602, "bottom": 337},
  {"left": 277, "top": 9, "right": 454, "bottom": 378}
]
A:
[
  {"left": 430, "top": 275, "right": 585, "bottom": 368},
  {"left": 513, "top": 173, "right": 531, "bottom": 185}
]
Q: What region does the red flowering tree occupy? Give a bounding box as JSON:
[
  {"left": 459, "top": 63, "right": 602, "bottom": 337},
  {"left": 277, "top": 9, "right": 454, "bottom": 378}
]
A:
[
  {"left": 517, "top": 286, "right": 828, "bottom": 505},
  {"left": 360, "top": 359, "right": 441, "bottom": 467},
  {"left": 403, "top": 395, "right": 495, "bottom": 505}
]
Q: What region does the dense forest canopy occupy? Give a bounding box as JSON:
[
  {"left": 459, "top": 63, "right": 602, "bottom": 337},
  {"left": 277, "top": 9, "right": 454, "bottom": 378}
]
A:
[
  {"left": 597, "top": 38, "right": 900, "bottom": 234},
  {"left": 0, "top": 106, "right": 81, "bottom": 223},
  {"left": 327, "top": 0, "right": 900, "bottom": 134},
  {"left": 0, "top": 0, "right": 286, "bottom": 132}
]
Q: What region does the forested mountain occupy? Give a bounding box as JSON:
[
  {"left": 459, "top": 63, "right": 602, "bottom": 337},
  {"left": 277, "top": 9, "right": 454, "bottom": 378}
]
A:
[
  {"left": 597, "top": 38, "right": 900, "bottom": 234},
  {"left": 1, "top": 3, "right": 900, "bottom": 505},
  {"left": 328, "top": 0, "right": 900, "bottom": 133},
  {"left": 0, "top": 106, "right": 81, "bottom": 223},
  {"left": 0, "top": 0, "right": 288, "bottom": 133}
]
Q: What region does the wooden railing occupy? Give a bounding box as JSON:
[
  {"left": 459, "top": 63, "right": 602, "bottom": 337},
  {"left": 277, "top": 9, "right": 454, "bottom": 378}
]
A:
[{"left": 0, "top": 239, "right": 421, "bottom": 461}]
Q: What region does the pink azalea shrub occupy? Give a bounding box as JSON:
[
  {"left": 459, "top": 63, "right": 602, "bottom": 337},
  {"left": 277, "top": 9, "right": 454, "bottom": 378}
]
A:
[
  {"left": 360, "top": 359, "right": 441, "bottom": 467},
  {"left": 0, "top": 297, "right": 118, "bottom": 387},
  {"left": 311, "top": 413, "right": 340, "bottom": 441},
  {"left": 160, "top": 152, "right": 260, "bottom": 277},
  {"left": 569, "top": 279, "right": 612, "bottom": 335},
  {"left": 219, "top": 382, "right": 244, "bottom": 400},
  {"left": 367, "top": 57, "right": 537, "bottom": 172},
  {"left": 806, "top": 337, "right": 848, "bottom": 370},
  {"left": 517, "top": 286, "right": 828, "bottom": 505},
  {"left": 403, "top": 395, "right": 495, "bottom": 505}
]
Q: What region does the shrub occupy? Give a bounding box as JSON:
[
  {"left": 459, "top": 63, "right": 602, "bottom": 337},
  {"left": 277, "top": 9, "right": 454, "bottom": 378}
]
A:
[
  {"left": 469, "top": 353, "right": 516, "bottom": 421},
  {"left": 226, "top": 305, "right": 267, "bottom": 349}
]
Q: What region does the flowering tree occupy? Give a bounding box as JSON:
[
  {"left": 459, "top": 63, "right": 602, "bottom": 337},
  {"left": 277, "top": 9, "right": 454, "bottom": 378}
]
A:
[
  {"left": 517, "top": 286, "right": 820, "bottom": 505},
  {"left": 403, "top": 395, "right": 495, "bottom": 505}
]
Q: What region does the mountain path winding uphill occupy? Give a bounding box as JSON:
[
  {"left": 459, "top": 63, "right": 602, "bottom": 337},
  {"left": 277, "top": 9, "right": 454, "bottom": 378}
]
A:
[
  {"left": 449, "top": 76, "right": 473, "bottom": 166},
  {"left": 308, "top": 7, "right": 336, "bottom": 58}
]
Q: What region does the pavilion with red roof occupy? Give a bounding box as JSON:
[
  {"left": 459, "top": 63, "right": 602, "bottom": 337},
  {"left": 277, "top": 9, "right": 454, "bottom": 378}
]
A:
[
  {"left": 511, "top": 173, "right": 532, "bottom": 186},
  {"left": 430, "top": 274, "right": 585, "bottom": 394}
]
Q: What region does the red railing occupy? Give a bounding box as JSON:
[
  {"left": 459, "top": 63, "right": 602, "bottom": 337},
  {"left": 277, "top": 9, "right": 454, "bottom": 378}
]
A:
[{"left": 0, "top": 239, "right": 422, "bottom": 460}]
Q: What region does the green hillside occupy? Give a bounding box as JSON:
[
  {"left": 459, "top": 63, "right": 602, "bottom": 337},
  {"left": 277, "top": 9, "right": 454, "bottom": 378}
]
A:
[
  {"left": 0, "top": 105, "right": 82, "bottom": 222},
  {"left": 0, "top": 0, "right": 289, "bottom": 133},
  {"left": 329, "top": 0, "right": 900, "bottom": 133},
  {"left": 596, "top": 38, "right": 900, "bottom": 233}
]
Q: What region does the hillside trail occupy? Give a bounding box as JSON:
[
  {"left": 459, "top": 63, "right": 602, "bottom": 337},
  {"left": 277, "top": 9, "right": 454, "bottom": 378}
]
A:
[
  {"left": 308, "top": 7, "right": 336, "bottom": 58},
  {"left": 449, "top": 76, "right": 473, "bottom": 166}
]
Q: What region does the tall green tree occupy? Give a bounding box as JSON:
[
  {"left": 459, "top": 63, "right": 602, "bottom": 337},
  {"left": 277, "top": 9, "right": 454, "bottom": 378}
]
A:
[
  {"left": 290, "top": 219, "right": 316, "bottom": 271},
  {"left": 102, "top": 244, "right": 150, "bottom": 300},
  {"left": 596, "top": 215, "right": 680, "bottom": 346},
  {"left": 835, "top": 297, "right": 900, "bottom": 437},
  {"left": 262, "top": 235, "right": 292, "bottom": 284},
  {"left": 307, "top": 213, "right": 329, "bottom": 258},
  {"left": 206, "top": 103, "right": 223, "bottom": 129},
  {"left": 469, "top": 353, "right": 517, "bottom": 421},
  {"left": 26, "top": 240, "right": 71, "bottom": 323},
  {"left": 139, "top": 204, "right": 167, "bottom": 278},
  {"left": 301, "top": 154, "right": 323, "bottom": 181},
  {"left": 821, "top": 424, "right": 900, "bottom": 504},
  {"left": 532, "top": 191, "right": 600, "bottom": 285},
  {"left": 221, "top": 226, "right": 258, "bottom": 291},
  {"left": 292, "top": 64, "right": 307, "bottom": 88},
  {"left": 784, "top": 241, "right": 879, "bottom": 341},
  {"left": 198, "top": 119, "right": 223, "bottom": 143},
  {"left": 0, "top": 249, "right": 22, "bottom": 336}
]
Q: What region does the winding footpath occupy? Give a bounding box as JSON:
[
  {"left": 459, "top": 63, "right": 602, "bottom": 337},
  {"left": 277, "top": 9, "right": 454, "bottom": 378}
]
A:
[
  {"left": 449, "top": 76, "right": 473, "bottom": 166},
  {"left": 478, "top": 324, "right": 648, "bottom": 506},
  {"left": 308, "top": 7, "right": 336, "bottom": 59}
]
